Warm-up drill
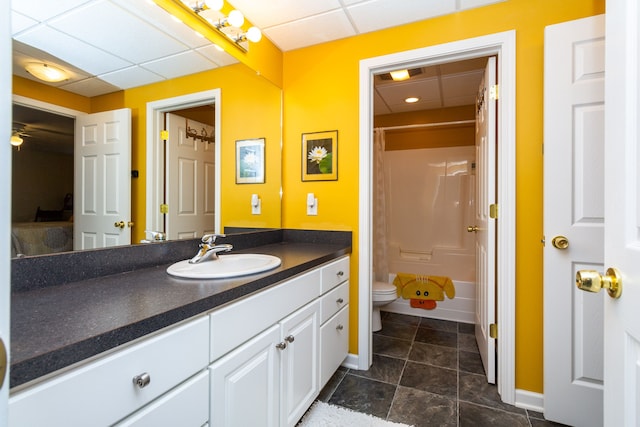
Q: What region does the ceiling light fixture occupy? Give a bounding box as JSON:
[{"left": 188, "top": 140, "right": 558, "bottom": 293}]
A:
[
  {"left": 24, "top": 62, "right": 68, "bottom": 83},
  {"left": 405, "top": 97, "right": 420, "bottom": 103},
  {"left": 170, "top": 0, "right": 261, "bottom": 51},
  {"left": 10, "top": 132, "right": 24, "bottom": 148},
  {"left": 390, "top": 69, "right": 410, "bottom": 81}
]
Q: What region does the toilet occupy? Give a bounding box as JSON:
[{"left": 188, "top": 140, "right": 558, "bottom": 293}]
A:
[{"left": 372, "top": 281, "right": 398, "bottom": 332}]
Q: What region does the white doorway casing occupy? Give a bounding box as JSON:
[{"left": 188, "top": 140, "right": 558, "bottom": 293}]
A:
[
  {"left": 146, "top": 89, "right": 221, "bottom": 237},
  {"left": 358, "top": 31, "right": 517, "bottom": 405}
]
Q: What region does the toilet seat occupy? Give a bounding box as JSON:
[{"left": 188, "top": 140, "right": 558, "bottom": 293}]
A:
[{"left": 373, "top": 281, "right": 396, "bottom": 293}]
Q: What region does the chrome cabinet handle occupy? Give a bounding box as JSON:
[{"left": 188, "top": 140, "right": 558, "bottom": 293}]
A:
[
  {"left": 337, "top": 271, "right": 344, "bottom": 277},
  {"left": 285, "top": 335, "right": 295, "bottom": 343},
  {"left": 133, "top": 372, "right": 151, "bottom": 389},
  {"left": 276, "top": 342, "right": 287, "bottom": 350},
  {"left": 336, "top": 298, "right": 344, "bottom": 304},
  {"left": 336, "top": 324, "right": 344, "bottom": 331}
]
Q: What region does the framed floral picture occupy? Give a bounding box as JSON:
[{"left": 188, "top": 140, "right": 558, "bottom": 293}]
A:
[
  {"left": 236, "top": 138, "right": 265, "bottom": 184},
  {"left": 302, "top": 130, "right": 338, "bottom": 181}
]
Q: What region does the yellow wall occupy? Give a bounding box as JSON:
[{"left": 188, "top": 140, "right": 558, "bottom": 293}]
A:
[
  {"left": 282, "top": 0, "right": 605, "bottom": 393},
  {"left": 13, "top": 76, "right": 91, "bottom": 113}
]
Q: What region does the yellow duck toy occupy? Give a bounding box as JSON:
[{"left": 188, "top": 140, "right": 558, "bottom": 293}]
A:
[{"left": 392, "top": 274, "right": 455, "bottom": 310}]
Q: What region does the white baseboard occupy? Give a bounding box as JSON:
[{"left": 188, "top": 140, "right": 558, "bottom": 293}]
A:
[
  {"left": 514, "top": 389, "right": 544, "bottom": 413},
  {"left": 342, "top": 353, "right": 360, "bottom": 370}
]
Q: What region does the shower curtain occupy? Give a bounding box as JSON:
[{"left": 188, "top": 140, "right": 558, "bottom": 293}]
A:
[{"left": 373, "top": 129, "right": 388, "bottom": 282}]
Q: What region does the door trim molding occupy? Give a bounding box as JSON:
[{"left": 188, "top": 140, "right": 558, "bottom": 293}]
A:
[
  {"left": 358, "top": 30, "right": 516, "bottom": 404},
  {"left": 146, "top": 89, "right": 221, "bottom": 236}
]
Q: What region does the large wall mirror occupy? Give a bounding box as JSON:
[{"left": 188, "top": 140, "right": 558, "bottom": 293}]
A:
[{"left": 10, "top": 0, "right": 282, "bottom": 258}]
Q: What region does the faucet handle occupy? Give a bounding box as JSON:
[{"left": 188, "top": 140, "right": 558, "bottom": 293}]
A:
[{"left": 202, "top": 234, "right": 225, "bottom": 244}]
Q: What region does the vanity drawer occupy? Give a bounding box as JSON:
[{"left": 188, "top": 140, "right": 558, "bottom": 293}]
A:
[
  {"left": 320, "top": 256, "right": 349, "bottom": 294},
  {"left": 320, "top": 280, "right": 349, "bottom": 324},
  {"left": 115, "top": 370, "right": 209, "bottom": 427},
  {"left": 319, "top": 305, "right": 349, "bottom": 389},
  {"left": 9, "top": 316, "right": 209, "bottom": 427},
  {"left": 210, "top": 268, "right": 321, "bottom": 361}
]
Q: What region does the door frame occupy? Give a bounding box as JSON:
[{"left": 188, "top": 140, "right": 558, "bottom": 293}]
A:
[
  {"left": 357, "top": 30, "right": 517, "bottom": 404},
  {"left": 145, "top": 89, "right": 221, "bottom": 236}
]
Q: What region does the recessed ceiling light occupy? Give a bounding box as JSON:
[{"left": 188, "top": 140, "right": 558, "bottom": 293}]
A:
[
  {"left": 405, "top": 97, "right": 420, "bottom": 103},
  {"left": 24, "top": 63, "right": 68, "bottom": 83},
  {"left": 390, "top": 69, "right": 410, "bottom": 81}
]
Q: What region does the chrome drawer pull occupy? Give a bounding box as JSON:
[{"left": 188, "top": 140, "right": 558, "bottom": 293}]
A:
[
  {"left": 285, "top": 335, "right": 295, "bottom": 343},
  {"left": 133, "top": 372, "right": 151, "bottom": 389},
  {"left": 336, "top": 324, "right": 344, "bottom": 331},
  {"left": 336, "top": 298, "right": 344, "bottom": 304},
  {"left": 337, "top": 271, "right": 344, "bottom": 277},
  {"left": 276, "top": 342, "right": 287, "bottom": 350}
]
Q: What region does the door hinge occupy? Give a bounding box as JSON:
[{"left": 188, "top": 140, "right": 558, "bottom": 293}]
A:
[
  {"left": 160, "top": 130, "right": 169, "bottom": 140},
  {"left": 160, "top": 204, "right": 169, "bottom": 214},
  {"left": 489, "top": 204, "right": 498, "bottom": 219},
  {"left": 489, "top": 84, "right": 499, "bottom": 100},
  {"left": 489, "top": 323, "right": 498, "bottom": 339}
]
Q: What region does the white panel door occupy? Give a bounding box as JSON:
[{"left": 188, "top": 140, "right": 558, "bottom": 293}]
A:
[
  {"left": 166, "top": 113, "right": 215, "bottom": 240},
  {"left": 603, "top": 1, "right": 640, "bottom": 425},
  {"left": 474, "top": 56, "right": 496, "bottom": 384},
  {"left": 74, "top": 108, "right": 131, "bottom": 249},
  {"left": 543, "top": 15, "right": 605, "bottom": 427}
]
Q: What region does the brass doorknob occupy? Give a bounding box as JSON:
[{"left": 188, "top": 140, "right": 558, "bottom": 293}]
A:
[
  {"left": 128, "top": 221, "right": 134, "bottom": 228},
  {"left": 552, "top": 235, "right": 569, "bottom": 249},
  {"left": 114, "top": 221, "right": 125, "bottom": 229},
  {"left": 467, "top": 226, "right": 478, "bottom": 232},
  {"left": 576, "top": 268, "right": 622, "bottom": 299}
]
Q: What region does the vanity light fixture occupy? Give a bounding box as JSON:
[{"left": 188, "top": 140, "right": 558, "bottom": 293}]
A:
[
  {"left": 405, "top": 97, "right": 420, "bottom": 103},
  {"left": 172, "top": 0, "right": 262, "bottom": 51},
  {"left": 24, "top": 62, "right": 68, "bottom": 83}
]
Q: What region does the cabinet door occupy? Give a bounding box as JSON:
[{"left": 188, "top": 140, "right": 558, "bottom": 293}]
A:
[
  {"left": 280, "top": 300, "right": 320, "bottom": 427},
  {"left": 210, "top": 324, "right": 281, "bottom": 427},
  {"left": 319, "top": 305, "right": 349, "bottom": 389}
]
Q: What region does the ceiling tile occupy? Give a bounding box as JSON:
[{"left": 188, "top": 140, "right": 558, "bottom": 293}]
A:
[
  {"left": 228, "top": 0, "right": 342, "bottom": 29},
  {"left": 111, "top": 0, "right": 213, "bottom": 50},
  {"left": 141, "top": 51, "right": 219, "bottom": 80},
  {"left": 347, "top": 0, "right": 457, "bottom": 34},
  {"left": 15, "top": 25, "right": 132, "bottom": 75},
  {"left": 376, "top": 77, "right": 442, "bottom": 110},
  {"left": 11, "top": 11, "right": 39, "bottom": 35},
  {"left": 11, "top": 0, "right": 92, "bottom": 23},
  {"left": 58, "top": 77, "right": 121, "bottom": 97},
  {"left": 440, "top": 70, "right": 483, "bottom": 99},
  {"left": 99, "top": 66, "right": 165, "bottom": 89},
  {"left": 47, "top": 1, "right": 189, "bottom": 64},
  {"left": 263, "top": 10, "right": 356, "bottom": 52}
]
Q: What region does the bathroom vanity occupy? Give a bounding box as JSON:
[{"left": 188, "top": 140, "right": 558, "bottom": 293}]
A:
[{"left": 9, "top": 229, "right": 351, "bottom": 427}]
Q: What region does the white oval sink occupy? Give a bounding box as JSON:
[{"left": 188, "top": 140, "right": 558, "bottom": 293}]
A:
[{"left": 167, "top": 254, "right": 281, "bottom": 279}]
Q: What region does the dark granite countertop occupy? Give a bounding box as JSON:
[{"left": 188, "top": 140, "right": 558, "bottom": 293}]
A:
[{"left": 10, "top": 229, "right": 351, "bottom": 389}]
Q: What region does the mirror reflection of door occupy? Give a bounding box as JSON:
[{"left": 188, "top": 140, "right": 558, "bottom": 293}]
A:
[{"left": 164, "top": 107, "right": 215, "bottom": 240}]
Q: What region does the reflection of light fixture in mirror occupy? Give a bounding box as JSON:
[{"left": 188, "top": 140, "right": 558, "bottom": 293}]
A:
[
  {"left": 24, "top": 62, "right": 68, "bottom": 82},
  {"left": 405, "top": 97, "right": 420, "bottom": 103},
  {"left": 390, "top": 69, "right": 410, "bottom": 81},
  {"left": 162, "top": 0, "right": 262, "bottom": 52},
  {"left": 10, "top": 132, "right": 24, "bottom": 150}
]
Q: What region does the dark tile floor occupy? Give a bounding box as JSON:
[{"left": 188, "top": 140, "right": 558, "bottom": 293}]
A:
[{"left": 316, "top": 312, "right": 566, "bottom": 427}]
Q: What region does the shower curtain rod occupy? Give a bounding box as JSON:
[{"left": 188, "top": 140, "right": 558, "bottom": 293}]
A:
[{"left": 377, "top": 119, "right": 475, "bottom": 131}]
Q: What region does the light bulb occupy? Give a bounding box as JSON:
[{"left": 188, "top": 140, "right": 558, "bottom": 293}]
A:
[
  {"left": 10, "top": 134, "right": 23, "bottom": 147},
  {"left": 227, "top": 9, "right": 244, "bottom": 27},
  {"left": 246, "top": 26, "right": 262, "bottom": 42},
  {"left": 204, "top": 0, "right": 223, "bottom": 11}
]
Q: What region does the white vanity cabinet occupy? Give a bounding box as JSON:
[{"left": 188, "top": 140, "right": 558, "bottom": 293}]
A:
[
  {"left": 9, "top": 316, "right": 210, "bottom": 427},
  {"left": 209, "top": 256, "right": 350, "bottom": 427}
]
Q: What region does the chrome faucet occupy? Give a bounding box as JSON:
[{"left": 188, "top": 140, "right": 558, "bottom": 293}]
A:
[{"left": 189, "top": 234, "right": 233, "bottom": 264}]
